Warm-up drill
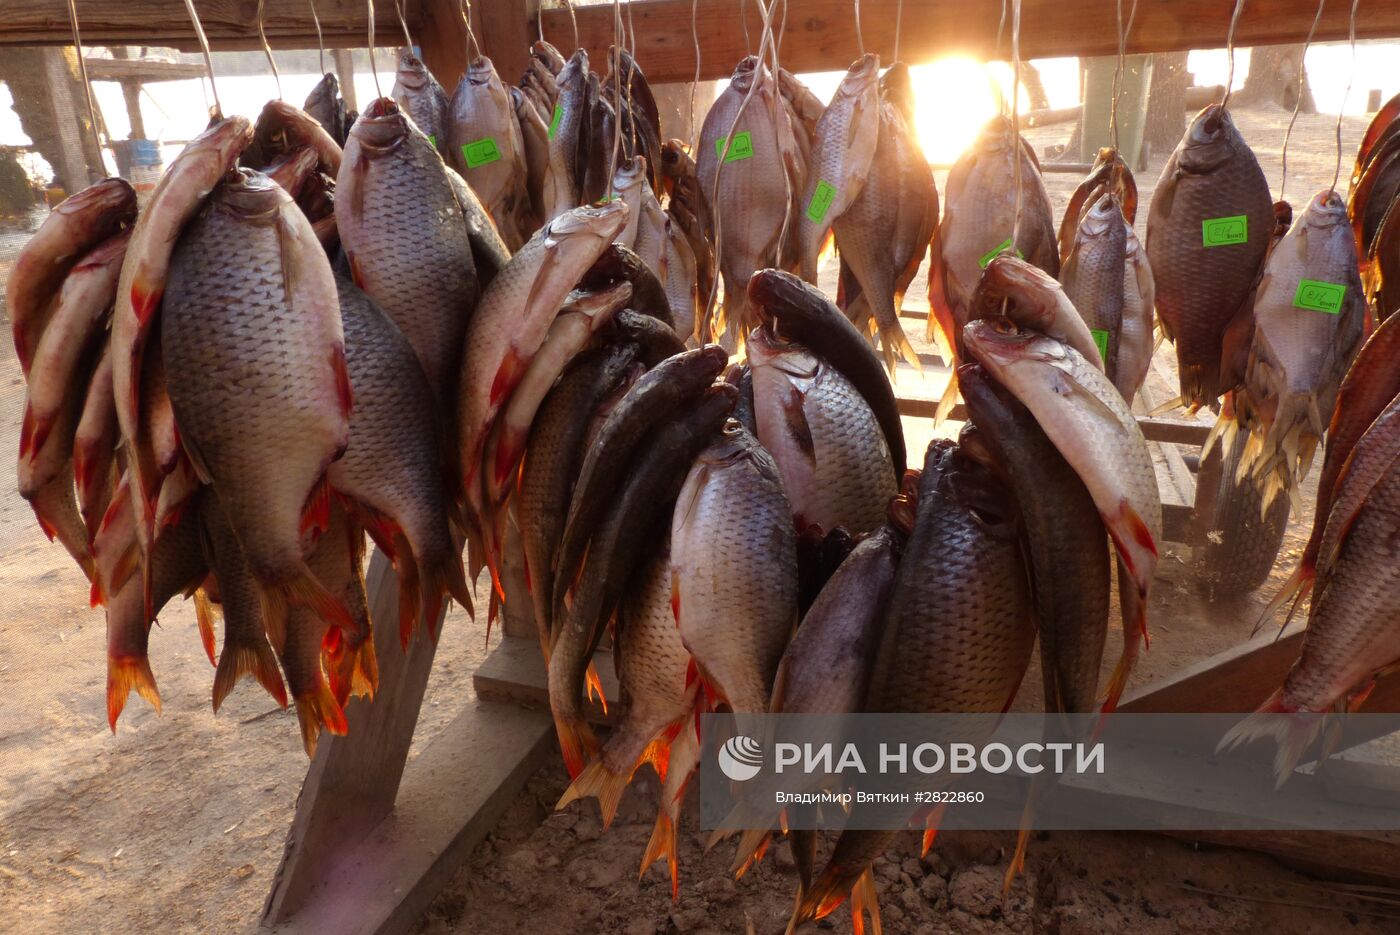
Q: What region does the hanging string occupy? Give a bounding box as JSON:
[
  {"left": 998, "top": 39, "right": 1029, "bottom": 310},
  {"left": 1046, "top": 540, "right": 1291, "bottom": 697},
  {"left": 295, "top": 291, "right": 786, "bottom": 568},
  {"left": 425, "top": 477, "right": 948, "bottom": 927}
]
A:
[
  {"left": 368, "top": 0, "right": 384, "bottom": 100},
  {"left": 1109, "top": 0, "right": 1139, "bottom": 153},
  {"left": 994, "top": 0, "right": 1008, "bottom": 113},
  {"left": 1010, "top": 0, "right": 1024, "bottom": 248},
  {"left": 894, "top": 0, "right": 904, "bottom": 61},
  {"left": 625, "top": 0, "right": 639, "bottom": 158},
  {"left": 459, "top": 0, "right": 482, "bottom": 62},
  {"left": 854, "top": 0, "right": 866, "bottom": 56},
  {"left": 1220, "top": 0, "right": 1247, "bottom": 111},
  {"left": 563, "top": 0, "right": 579, "bottom": 52},
  {"left": 183, "top": 0, "right": 223, "bottom": 118},
  {"left": 395, "top": 0, "right": 414, "bottom": 48},
  {"left": 607, "top": 0, "right": 624, "bottom": 198},
  {"left": 689, "top": 0, "right": 701, "bottom": 153},
  {"left": 1332, "top": 0, "right": 1360, "bottom": 194},
  {"left": 1280, "top": 0, "right": 1325, "bottom": 203},
  {"left": 538, "top": 0, "right": 545, "bottom": 43},
  {"left": 64, "top": 0, "right": 102, "bottom": 166},
  {"left": 309, "top": 0, "right": 327, "bottom": 76},
  {"left": 257, "top": 0, "right": 283, "bottom": 99},
  {"left": 776, "top": 0, "right": 789, "bottom": 54},
  {"left": 741, "top": 0, "right": 752, "bottom": 54}
]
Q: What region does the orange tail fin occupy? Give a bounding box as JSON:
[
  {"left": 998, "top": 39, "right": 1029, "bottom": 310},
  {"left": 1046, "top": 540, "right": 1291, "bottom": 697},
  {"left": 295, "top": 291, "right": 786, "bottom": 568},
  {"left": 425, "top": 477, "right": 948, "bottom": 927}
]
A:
[
  {"left": 291, "top": 679, "right": 349, "bottom": 758},
  {"left": 212, "top": 640, "right": 289, "bottom": 712},
  {"left": 640, "top": 810, "right": 681, "bottom": 902},
  {"left": 193, "top": 587, "right": 218, "bottom": 665},
  {"left": 107, "top": 653, "right": 161, "bottom": 731},
  {"left": 557, "top": 761, "right": 631, "bottom": 829}
]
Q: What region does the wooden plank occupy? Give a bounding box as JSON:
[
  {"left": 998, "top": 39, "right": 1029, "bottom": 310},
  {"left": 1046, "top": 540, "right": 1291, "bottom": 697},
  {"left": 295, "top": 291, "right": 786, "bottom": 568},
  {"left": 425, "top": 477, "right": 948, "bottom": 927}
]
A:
[
  {"left": 474, "top": 634, "right": 619, "bottom": 725},
  {"left": 262, "top": 550, "right": 446, "bottom": 925},
  {"left": 84, "top": 57, "right": 209, "bottom": 82},
  {"left": 473, "top": 0, "right": 534, "bottom": 93},
  {"left": 541, "top": 0, "right": 1400, "bottom": 84},
  {"left": 417, "top": 0, "right": 471, "bottom": 92},
  {"left": 263, "top": 698, "right": 555, "bottom": 935},
  {"left": 0, "top": 0, "right": 409, "bottom": 50}
]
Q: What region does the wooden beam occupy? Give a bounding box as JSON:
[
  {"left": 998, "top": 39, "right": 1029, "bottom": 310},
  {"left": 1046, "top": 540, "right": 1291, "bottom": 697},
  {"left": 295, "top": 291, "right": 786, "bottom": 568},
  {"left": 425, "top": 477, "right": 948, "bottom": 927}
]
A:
[
  {"left": 417, "top": 0, "right": 471, "bottom": 92},
  {"left": 84, "top": 57, "right": 208, "bottom": 82},
  {"left": 0, "top": 1, "right": 411, "bottom": 50},
  {"left": 473, "top": 0, "right": 534, "bottom": 91},
  {"left": 540, "top": 0, "right": 1400, "bottom": 84}
]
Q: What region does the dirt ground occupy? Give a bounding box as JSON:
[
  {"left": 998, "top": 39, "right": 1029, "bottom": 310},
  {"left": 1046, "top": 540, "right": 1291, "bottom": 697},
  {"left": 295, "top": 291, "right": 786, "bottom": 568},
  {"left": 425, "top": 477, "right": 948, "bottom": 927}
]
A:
[{"left": 0, "top": 101, "right": 1390, "bottom": 934}]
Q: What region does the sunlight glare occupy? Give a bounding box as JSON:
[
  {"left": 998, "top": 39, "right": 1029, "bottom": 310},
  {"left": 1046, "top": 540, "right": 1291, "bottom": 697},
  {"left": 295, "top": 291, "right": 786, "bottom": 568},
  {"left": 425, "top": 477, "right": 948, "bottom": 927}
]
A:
[{"left": 909, "top": 57, "right": 999, "bottom": 164}]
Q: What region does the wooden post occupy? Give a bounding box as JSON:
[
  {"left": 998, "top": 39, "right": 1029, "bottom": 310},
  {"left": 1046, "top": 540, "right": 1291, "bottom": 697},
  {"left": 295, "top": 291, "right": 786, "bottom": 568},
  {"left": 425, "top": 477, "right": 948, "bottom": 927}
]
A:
[
  {"left": 333, "top": 49, "right": 358, "bottom": 111},
  {"left": 471, "top": 0, "right": 534, "bottom": 87},
  {"left": 416, "top": 0, "right": 470, "bottom": 91},
  {"left": 110, "top": 47, "right": 148, "bottom": 140},
  {"left": 41, "top": 47, "right": 102, "bottom": 190}
]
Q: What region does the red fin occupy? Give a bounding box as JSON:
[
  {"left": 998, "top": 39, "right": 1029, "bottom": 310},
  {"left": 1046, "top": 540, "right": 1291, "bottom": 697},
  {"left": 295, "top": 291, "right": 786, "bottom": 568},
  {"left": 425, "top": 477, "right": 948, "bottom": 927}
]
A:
[
  {"left": 300, "top": 475, "right": 333, "bottom": 539},
  {"left": 107, "top": 653, "right": 161, "bottom": 731},
  {"left": 640, "top": 811, "right": 681, "bottom": 902},
  {"left": 553, "top": 713, "right": 600, "bottom": 780},
  {"left": 419, "top": 548, "right": 473, "bottom": 638},
  {"left": 920, "top": 803, "right": 947, "bottom": 857},
  {"left": 18, "top": 405, "right": 50, "bottom": 462},
  {"left": 396, "top": 548, "right": 423, "bottom": 649},
  {"left": 265, "top": 568, "right": 361, "bottom": 653},
  {"left": 557, "top": 761, "right": 631, "bottom": 829},
  {"left": 585, "top": 661, "right": 609, "bottom": 714},
  {"left": 329, "top": 342, "right": 353, "bottom": 421},
  {"left": 488, "top": 346, "right": 528, "bottom": 408},
  {"left": 129, "top": 280, "right": 162, "bottom": 326},
  {"left": 851, "top": 869, "right": 881, "bottom": 935},
  {"left": 194, "top": 587, "right": 217, "bottom": 666},
  {"left": 212, "top": 640, "right": 289, "bottom": 712},
  {"left": 34, "top": 509, "right": 57, "bottom": 542},
  {"left": 492, "top": 425, "right": 527, "bottom": 494},
  {"left": 347, "top": 252, "right": 365, "bottom": 290}
]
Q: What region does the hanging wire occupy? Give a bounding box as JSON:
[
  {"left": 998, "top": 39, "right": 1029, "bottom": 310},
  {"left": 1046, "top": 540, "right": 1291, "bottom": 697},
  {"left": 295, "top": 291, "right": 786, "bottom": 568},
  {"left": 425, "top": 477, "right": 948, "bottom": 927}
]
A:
[
  {"left": 1220, "top": 0, "right": 1247, "bottom": 111},
  {"left": 1109, "top": 0, "right": 1140, "bottom": 153},
  {"left": 1280, "top": 0, "right": 1325, "bottom": 203},
  {"left": 257, "top": 0, "right": 284, "bottom": 99},
  {"left": 894, "top": 0, "right": 904, "bottom": 61},
  {"left": 776, "top": 0, "right": 789, "bottom": 54},
  {"left": 368, "top": 0, "right": 384, "bottom": 99},
  {"left": 309, "top": 0, "right": 327, "bottom": 75},
  {"left": 854, "top": 0, "right": 866, "bottom": 56},
  {"left": 64, "top": 0, "right": 102, "bottom": 167},
  {"left": 607, "top": 0, "right": 624, "bottom": 198},
  {"left": 625, "top": 0, "right": 639, "bottom": 157},
  {"left": 459, "top": 0, "right": 482, "bottom": 61},
  {"left": 741, "top": 0, "right": 752, "bottom": 54},
  {"left": 689, "top": 0, "right": 702, "bottom": 152},
  {"left": 183, "top": 0, "right": 223, "bottom": 118},
  {"left": 395, "top": 0, "right": 414, "bottom": 48},
  {"left": 563, "top": 0, "right": 579, "bottom": 51},
  {"left": 538, "top": 1, "right": 545, "bottom": 44},
  {"left": 1332, "top": 0, "right": 1360, "bottom": 194}
]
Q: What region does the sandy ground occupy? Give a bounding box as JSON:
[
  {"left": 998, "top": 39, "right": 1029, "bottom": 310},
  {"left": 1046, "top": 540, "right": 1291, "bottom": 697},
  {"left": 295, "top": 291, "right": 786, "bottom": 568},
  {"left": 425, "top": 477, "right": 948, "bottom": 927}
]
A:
[{"left": 0, "top": 101, "right": 1388, "bottom": 933}]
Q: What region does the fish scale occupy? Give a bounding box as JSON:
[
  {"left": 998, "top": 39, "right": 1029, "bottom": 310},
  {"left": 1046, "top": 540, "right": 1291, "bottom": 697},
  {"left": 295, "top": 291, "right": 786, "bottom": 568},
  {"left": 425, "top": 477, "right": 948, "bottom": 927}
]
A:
[
  {"left": 671, "top": 424, "right": 797, "bottom": 715},
  {"left": 749, "top": 329, "right": 894, "bottom": 536},
  {"left": 337, "top": 100, "right": 478, "bottom": 407},
  {"left": 1146, "top": 105, "right": 1273, "bottom": 410}
]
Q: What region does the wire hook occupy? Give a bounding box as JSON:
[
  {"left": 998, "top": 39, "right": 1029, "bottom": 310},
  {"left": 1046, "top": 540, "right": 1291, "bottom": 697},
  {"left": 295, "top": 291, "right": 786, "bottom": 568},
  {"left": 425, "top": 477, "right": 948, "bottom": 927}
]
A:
[
  {"left": 182, "top": 0, "right": 223, "bottom": 119},
  {"left": 257, "top": 0, "right": 283, "bottom": 99},
  {"left": 64, "top": 0, "right": 103, "bottom": 173},
  {"left": 1280, "top": 0, "right": 1325, "bottom": 204}
]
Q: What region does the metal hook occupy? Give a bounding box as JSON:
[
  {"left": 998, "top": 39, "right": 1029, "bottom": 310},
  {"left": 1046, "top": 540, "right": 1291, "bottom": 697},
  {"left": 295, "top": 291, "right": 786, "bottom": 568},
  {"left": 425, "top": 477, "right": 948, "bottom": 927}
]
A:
[
  {"left": 1220, "top": 0, "right": 1247, "bottom": 111},
  {"left": 1332, "top": 0, "right": 1360, "bottom": 194},
  {"left": 1109, "top": 0, "right": 1139, "bottom": 155},
  {"left": 309, "top": 0, "right": 327, "bottom": 76},
  {"left": 894, "top": 0, "right": 904, "bottom": 61},
  {"left": 368, "top": 0, "right": 384, "bottom": 99},
  {"left": 395, "top": 0, "right": 414, "bottom": 49},
  {"left": 182, "top": 0, "right": 223, "bottom": 118},
  {"left": 1010, "top": 0, "right": 1024, "bottom": 250},
  {"left": 459, "top": 0, "right": 482, "bottom": 62},
  {"left": 854, "top": 0, "right": 865, "bottom": 56},
  {"left": 257, "top": 0, "right": 283, "bottom": 99}
]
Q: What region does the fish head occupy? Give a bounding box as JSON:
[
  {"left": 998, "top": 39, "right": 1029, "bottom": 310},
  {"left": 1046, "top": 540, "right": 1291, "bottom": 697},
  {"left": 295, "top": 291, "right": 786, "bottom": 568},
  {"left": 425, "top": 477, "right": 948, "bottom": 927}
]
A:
[
  {"left": 974, "top": 114, "right": 1016, "bottom": 154},
  {"left": 748, "top": 268, "right": 838, "bottom": 337},
  {"left": 1080, "top": 191, "right": 1123, "bottom": 236},
  {"left": 560, "top": 50, "right": 589, "bottom": 90},
  {"left": 532, "top": 40, "right": 565, "bottom": 73},
  {"left": 970, "top": 255, "right": 1063, "bottom": 331},
  {"left": 212, "top": 167, "right": 291, "bottom": 218},
  {"left": 558, "top": 281, "right": 633, "bottom": 322},
  {"left": 660, "top": 139, "right": 695, "bottom": 179},
  {"left": 306, "top": 72, "right": 340, "bottom": 107},
  {"left": 1179, "top": 104, "right": 1246, "bottom": 174},
  {"left": 544, "top": 199, "right": 630, "bottom": 253},
  {"left": 188, "top": 115, "right": 256, "bottom": 177},
  {"left": 394, "top": 49, "right": 432, "bottom": 91},
  {"left": 835, "top": 54, "right": 881, "bottom": 98},
  {"left": 55, "top": 176, "right": 138, "bottom": 227},
  {"left": 963, "top": 316, "right": 1069, "bottom": 374},
  {"left": 1302, "top": 188, "right": 1349, "bottom": 230},
  {"left": 466, "top": 56, "right": 499, "bottom": 86},
  {"left": 348, "top": 98, "right": 413, "bottom": 155},
  {"left": 746, "top": 321, "right": 818, "bottom": 378},
  {"left": 612, "top": 156, "right": 648, "bottom": 193},
  {"left": 730, "top": 56, "right": 765, "bottom": 92}
]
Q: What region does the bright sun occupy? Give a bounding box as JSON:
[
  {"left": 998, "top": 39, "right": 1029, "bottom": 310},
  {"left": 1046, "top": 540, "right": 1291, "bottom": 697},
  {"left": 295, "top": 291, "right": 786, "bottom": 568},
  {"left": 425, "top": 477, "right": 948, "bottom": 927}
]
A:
[{"left": 908, "top": 57, "right": 1002, "bottom": 165}]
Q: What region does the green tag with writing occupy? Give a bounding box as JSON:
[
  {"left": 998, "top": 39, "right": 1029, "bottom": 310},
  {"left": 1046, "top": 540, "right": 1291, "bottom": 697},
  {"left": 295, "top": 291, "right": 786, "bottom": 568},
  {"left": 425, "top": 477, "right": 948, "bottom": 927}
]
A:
[
  {"left": 1091, "top": 328, "right": 1110, "bottom": 361},
  {"left": 549, "top": 104, "right": 563, "bottom": 140},
  {"left": 714, "top": 131, "right": 754, "bottom": 163},
  {"left": 806, "top": 180, "right": 836, "bottom": 222},
  {"left": 978, "top": 237, "right": 1024, "bottom": 269},
  {"left": 1202, "top": 215, "right": 1248, "bottom": 247},
  {"left": 462, "top": 137, "right": 501, "bottom": 169},
  {"left": 428, "top": 133, "right": 437, "bottom": 149},
  {"left": 1293, "top": 278, "right": 1346, "bottom": 314}
]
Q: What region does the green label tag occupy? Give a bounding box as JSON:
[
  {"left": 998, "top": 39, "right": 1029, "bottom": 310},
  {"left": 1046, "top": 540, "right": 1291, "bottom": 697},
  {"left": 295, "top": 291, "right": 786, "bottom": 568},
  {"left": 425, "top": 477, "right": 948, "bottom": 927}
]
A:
[
  {"left": 978, "top": 237, "right": 1024, "bottom": 269},
  {"left": 1091, "top": 328, "right": 1110, "bottom": 361},
  {"left": 1202, "top": 215, "right": 1248, "bottom": 247},
  {"left": 1293, "top": 278, "right": 1346, "bottom": 314},
  {"left": 714, "top": 131, "right": 754, "bottom": 163},
  {"left": 549, "top": 104, "right": 563, "bottom": 140},
  {"left": 428, "top": 133, "right": 437, "bottom": 149},
  {"left": 806, "top": 179, "right": 836, "bottom": 222},
  {"left": 462, "top": 137, "right": 501, "bottom": 169}
]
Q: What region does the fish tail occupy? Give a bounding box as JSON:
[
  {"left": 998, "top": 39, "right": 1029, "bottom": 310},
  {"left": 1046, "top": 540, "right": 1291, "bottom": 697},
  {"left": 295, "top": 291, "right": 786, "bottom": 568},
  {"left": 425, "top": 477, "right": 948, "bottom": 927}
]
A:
[
  {"left": 107, "top": 652, "right": 161, "bottom": 732},
  {"left": 212, "top": 639, "right": 289, "bottom": 713},
  {"left": 299, "top": 473, "right": 333, "bottom": 540},
  {"left": 261, "top": 567, "right": 360, "bottom": 657},
  {"left": 351, "top": 633, "right": 379, "bottom": 699},
  {"left": 850, "top": 868, "right": 882, "bottom": 935},
  {"left": 640, "top": 810, "right": 681, "bottom": 902},
  {"left": 878, "top": 321, "right": 920, "bottom": 377},
  {"left": 1217, "top": 689, "right": 1322, "bottom": 788},
  {"left": 193, "top": 587, "right": 218, "bottom": 665},
  {"left": 556, "top": 760, "right": 631, "bottom": 828},
  {"left": 933, "top": 369, "right": 960, "bottom": 427},
  {"left": 727, "top": 828, "right": 771, "bottom": 879},
  {"left": 17, "top": 404, "right": 52, "bottom": 465},
  {"left": 426, "top": 545, "right": 474, "bottom": 629},
  {"left": 553, "top": 711, "right": 600, "bottom": 780},
  {"left": 396, "top": 551, "right": 424, "bottom": 649},
  {"left": 292, "top": 678, "right": 349, "bottom": 758},
  {"left": 1101, "top": 572, "right": 1147, "bottom": 715}
]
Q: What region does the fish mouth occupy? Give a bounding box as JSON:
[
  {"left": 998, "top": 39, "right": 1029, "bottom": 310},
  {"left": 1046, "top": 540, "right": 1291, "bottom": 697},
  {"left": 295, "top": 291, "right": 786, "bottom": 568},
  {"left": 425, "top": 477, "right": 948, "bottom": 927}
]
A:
[
  {"left": 353, "top": 99, "right": 410, "bottom": 151},
  {"left": 63, "top": 177, "right": 136, "bottom": 216},
  {"left": 546, "top": 200, "right": 630, "bottom": 243}
]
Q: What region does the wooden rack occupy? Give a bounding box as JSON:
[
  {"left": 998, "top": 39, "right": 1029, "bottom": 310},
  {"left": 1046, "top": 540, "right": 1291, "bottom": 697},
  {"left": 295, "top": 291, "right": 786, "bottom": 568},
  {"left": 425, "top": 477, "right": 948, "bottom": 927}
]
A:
[{"left": 4, "top": 2, "right": 1400, "bottom": 931}]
